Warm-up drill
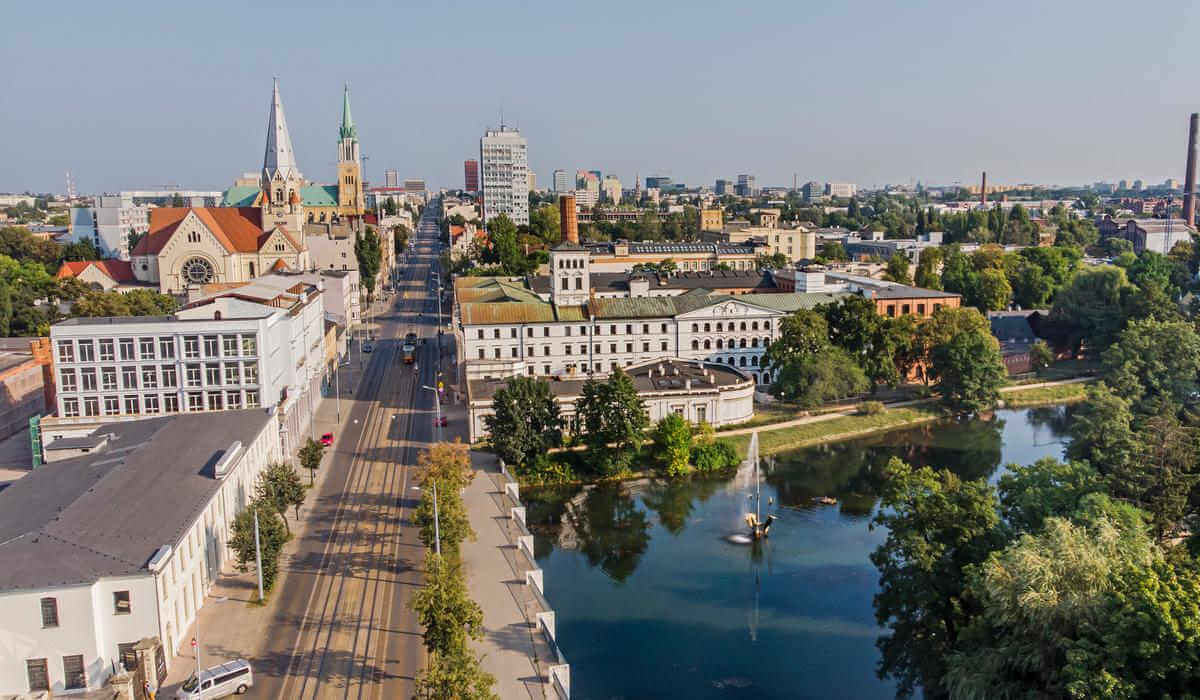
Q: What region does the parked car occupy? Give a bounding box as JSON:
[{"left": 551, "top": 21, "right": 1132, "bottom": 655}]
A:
[
  {"left": 176, "top": 659, "right": 253, "bottom": 699},
  {"left": 320, "top": 432, "right": 334, "bottom": 447}
]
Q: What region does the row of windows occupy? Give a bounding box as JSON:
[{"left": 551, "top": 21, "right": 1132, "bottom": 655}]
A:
[
  {"left": 480, "top": 341, "right": 676, "bottom": 360},
  {"left": 38, "top": 592, "right": 130, "bottom": 630},
  {"left": 516, "top": 361, "right": 772, "bottom": 384},
  {"left": 477, "top": 322, "right": 687, "bottom": 341},
  {"left": 56, "top": 334, "right": 258, "bottom": 364},
  {"left": 59, "top": 362, "right": 258, "bottom": 393},
  {"left": 883, "top": 302, "right": 942, "bottom": 317},
  {"left": 61, "top": 390, "right": 259, "bottom": 418},
  {"left": 26, "top": 655, "right": 84, "bottom": 692}
]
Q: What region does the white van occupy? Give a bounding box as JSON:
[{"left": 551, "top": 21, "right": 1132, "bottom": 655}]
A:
[{"left": 175, "top": 658, "right": 253, "bottom": 699}]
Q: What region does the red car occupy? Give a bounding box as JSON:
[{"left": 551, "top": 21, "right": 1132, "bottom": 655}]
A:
[
  {"left": 436, "top": 416, "right": 448, "bottom": 427},
  {"left": 320, "top": 432, "right": 334, "bottom": 446}
]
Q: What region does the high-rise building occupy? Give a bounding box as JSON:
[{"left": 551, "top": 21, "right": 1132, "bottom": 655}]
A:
[
  {"left": 736, "top": 174, "right": 756, "bottom": 197},
  {"left": 802, "top": 181, "right": 825, "bottom": 202},
  {"left": 826, "top": 182, "right": 857, "bottom": 198},
  {"left": 528, "top": 171, "right": 537, "bottom": 192},
  {"left": 385, "top": 169, "right": 399, "bottom": 188},
  {"left": 714, "top": 179, "right": 732, "bottom": 195},
  {"left": 646, "top": 176, "right": 671, "bottom": 190},
  {"left": 463, "top": 159, "right": 479, "bottom": 192},
  {"left": 553, "top": 169, "right": 571, "bottom": 193},
  {"left": 601, "top": 176, "right": 622, "bottom": 204},
  {"left": 480, "top": 126, "right": 529, "bottom": 225},
  {"left": 588, "top": 170, "right": 602, "bottom": 183}
]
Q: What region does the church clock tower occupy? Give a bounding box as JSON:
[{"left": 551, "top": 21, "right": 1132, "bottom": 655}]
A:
[
  {"left": 336, "top": 84, "right": 365, "bottom": 219},
  {"left": 260, "top": 78, "right": 306, "bottom": 235}
]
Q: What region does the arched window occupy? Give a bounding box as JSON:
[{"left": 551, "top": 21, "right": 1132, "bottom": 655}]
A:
[
  {"left": 740, "top": 321, "right": 747, "bottom": 331},
  {"left": 716, "top": 339, "right": 724, "bottom": 349},
  {"left": 740, "top": 338, "right": 747, "bottom": 348},
  {"left": 763, "top": 372, "right": 771, "bottom": 383},
  {"left": 752, "top": 321, "right": 759, "bottom": 330},
  {"left": 751, "top": 338, "right": 759, "bottom": 348},
  {"left": 739, "top": 356, "right": 747, "bottom": 367},
  {"left": 691, "top": 323, "right": 698, "bottom": 333},
  {"left": 716, "top": 322, "right": 723, "bottom": 332},
  {"left": 763, "top": 320, "right": 771, "bottom": 330},
  {"left": 762, "top": 336, "right": 770, "bottom": 347},
  {"left": 703, "top": 339, "right": 711, "bottom": 350},
  {"left": 751, "top": 356, "right": 758, "bottom": 366},
  {"left": 692, "top": 340, "right": 699, "bottom": 350}
]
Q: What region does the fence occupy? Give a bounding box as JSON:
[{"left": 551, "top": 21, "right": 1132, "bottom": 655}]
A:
[{"left": 498, "top": 459, "right": 571, "bottom": 699}]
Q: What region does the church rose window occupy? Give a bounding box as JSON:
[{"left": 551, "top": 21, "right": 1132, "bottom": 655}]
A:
[{"left": 182, "top": 257, "right": 215, "bottom": 284}]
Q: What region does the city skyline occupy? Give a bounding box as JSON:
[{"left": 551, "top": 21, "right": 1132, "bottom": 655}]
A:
[{"left": 4, "top": 0, "right": 1200, "bottom": 194}]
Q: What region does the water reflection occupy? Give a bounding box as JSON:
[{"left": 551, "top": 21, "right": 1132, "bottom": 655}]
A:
[{"left": 525, "top": 408, "right": 1071, "bottom": 700}]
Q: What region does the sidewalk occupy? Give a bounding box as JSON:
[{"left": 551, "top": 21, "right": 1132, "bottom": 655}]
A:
[
  {"left": 159, "top": 341, "right": 370, "bottom": 691},
  {"left": 437, "top": 336, "right": 551, "bottom": 699}
]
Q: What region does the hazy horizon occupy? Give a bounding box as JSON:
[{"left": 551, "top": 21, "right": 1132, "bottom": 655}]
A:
[{"left": 3, "top": 0, "right": 1200, "bottom": 195}]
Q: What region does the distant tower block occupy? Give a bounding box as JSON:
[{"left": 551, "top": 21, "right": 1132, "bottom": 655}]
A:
[
  {"left": 1184, "top": 113, "right": 1198, "bottom": 226},
  {"left": 559, "top": 194, "right": 579, "bottom": 244}
]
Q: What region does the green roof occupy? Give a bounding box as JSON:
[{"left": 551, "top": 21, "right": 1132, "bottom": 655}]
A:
[
  {"left": 301, "top": 185, "right": 338, "bottom": 207},
  {"left": 222, "top": 186, "right": 259, "bottom": 207}
]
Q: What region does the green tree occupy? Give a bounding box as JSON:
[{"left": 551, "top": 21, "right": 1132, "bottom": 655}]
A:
[
  {"left": 576, "top": 369, "right": 649, "bottom": 475},
  {"left": 391, "top": 224, "right": 410, "bottom": 254},
  {"left": 1110, "top": 413, "right": 1200, "bottom": 541},
  {"left": 412, "top": 642, "right": 498, "bottom": 700},
  {"left": 914, "top": 247, "right": 943, "bottom": 290},
  {"left": 1029, "top": 340, "right": 1054, "bottom": 372},
  {"left": 298, "top": 437, "right": 326, "bottom": 485},
  {"left": 1101, "top": 318, "right": 1200, "bottom": 414},
  {"left": 819, "top": 295, "right": 900, "bottom": 387},
  {"left": 973, "top": 267, "right": 1012, "bottom": 311},
  {"left": 1066, "top": 382, "right": 1137, "bottom": 477},
  {"left": 382, "top": 196, "right": 398, "bottom": 216},
  {"left": 929, "top": 327, "right": 1006, "bottom": 414},
  {"left": 997, "top": 458, "right": 1104, "bottom": 535},
  {"left": 870, "top": 458, "right": 1005, "bottom": 698},
  {"left": 254, "top": 462, "right": 306, "bottom": 533},
  {"left": 1049, "top": 266, "right": 1131, "bottom": 355},
  {"left": 528, "top": 204, "right": 560, "bottom": 245},
  {"left": 945, "top": 516, "right": 1157, "bottom": 699},
  {"left": 822, "top": 240, "right": 849, "bottom": 261},
  {"left": 354, "top": 226, "right": 382, "bottom": 297},
  {"left": 414, "top": 443, "right": 476, "bottom": 556},
  {"left": 228, "top": 502, "right": 288, "bottom": 592},
  {"left": 483, "top": 376, "right": 562, "bottom": 470},
  {"left": 883, "top": 253, "right": 912, "bottom": 285},
  {"left": 651, "top": 413, "right": 693, "bottom": 476},
  {"left": 411, "top": 551, "right": 484, "bottom": 657},
  {"left": 770, "top": 347, "right": 870, "bottom": 406},
  {"left": 485, "top": 214, "right": 529, "bottom": 275}
]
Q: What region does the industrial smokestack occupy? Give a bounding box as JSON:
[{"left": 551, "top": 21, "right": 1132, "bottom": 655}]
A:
[
  {"left": 1184, "top": 113, "right": 1198, "bottom": 226},
  {"left": 981, "top": 171, "right": 987, "bottom": 207},
  {"left": 559, "top": 194, "right": 579, "bottom": 244}
]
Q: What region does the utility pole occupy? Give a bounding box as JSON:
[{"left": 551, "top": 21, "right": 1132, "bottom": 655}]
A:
[{"left": 254, "top": 510, "right": 264, "bottom": 601}]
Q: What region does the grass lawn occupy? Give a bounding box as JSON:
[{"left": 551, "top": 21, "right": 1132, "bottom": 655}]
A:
[
  {"left": 718, "top": 405, "right": 944, "bottom": 457},
  {"left": 1001, "top": 383, "right": 1088, "bottom": 407}
]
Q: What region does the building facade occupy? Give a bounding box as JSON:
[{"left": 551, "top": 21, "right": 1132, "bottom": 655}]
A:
[
  {"left": 0, "top": 410, "right": 280, "bottom": 695},
  {"left": 601, "top": 176, "right": 622, "bottom": 204},
  {"left": 736, "top": 174, "right": 757, "bottom": 197},
  {"left": 552, "top": 169, "right": 571, "bottom": 193},
  {"left": 69, "top": 194, "right": 150, "bottom": 259},
  {"left": 464, "top": 159, "right": 479, "bottom": 192},
  {"left": 479, "top": 127, "right": 529, "bottom": 225}
]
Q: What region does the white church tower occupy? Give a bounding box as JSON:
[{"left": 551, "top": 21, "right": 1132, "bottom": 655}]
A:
[
  {"left": 260, "top": 78, "right": 306, "bottom": 235},
  {"left": 549, "top": 240, "right": 590, "bottom": 306}
]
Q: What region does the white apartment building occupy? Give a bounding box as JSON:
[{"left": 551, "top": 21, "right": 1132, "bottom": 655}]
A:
[
  {"left": 455, "top": 243, "right": 848, "bottom": 386},
  {"left": 826, "top": 183, "right": 857, "bottom": 198},
  {"left": 479, "top": 127, "right": 529, "bottom": 225},
  {"left": 553, "top": 169, "right": 571, "bottom": 193},
  {"left": 69, "top": 194, "right": 150, "bottom": 259},
  {"left": 0, "top": 409, "right": 281, "bottom": 695},
  {"left": 601, "top": 176, "right": 622, "bottom": 204},
  {"left": 724, "top": 227, "right": 816, "bottom": 262},
  {"left": 0, "top": 194, "right": 38, "bottom": 208},
  {"left": 47, "top": 285, "right": 325, "bottom": 453}
]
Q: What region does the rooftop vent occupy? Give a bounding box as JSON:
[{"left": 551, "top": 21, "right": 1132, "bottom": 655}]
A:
[{"left": 213, "top": 441, "right": 243, "bottom": 478}]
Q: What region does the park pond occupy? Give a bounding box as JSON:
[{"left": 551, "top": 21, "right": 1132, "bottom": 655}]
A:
[{"left": 523, "top": 407, "right": 1074, "bottom": 700}]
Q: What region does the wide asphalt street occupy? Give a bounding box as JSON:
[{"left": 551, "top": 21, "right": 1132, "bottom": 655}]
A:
[{"left": 251, "top": 207, "right": 445, "bottom": 699}]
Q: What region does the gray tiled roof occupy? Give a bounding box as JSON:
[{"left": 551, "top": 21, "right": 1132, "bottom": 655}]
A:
[{"left": 0, "top": 409, "right": 275, "bottom": 591}]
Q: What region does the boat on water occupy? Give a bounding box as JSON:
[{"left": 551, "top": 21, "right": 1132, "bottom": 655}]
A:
[{"left": 815, "top": 496, "right": 838, "bottom": 506}]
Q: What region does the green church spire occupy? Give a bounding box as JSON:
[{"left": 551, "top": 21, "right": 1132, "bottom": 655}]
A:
[{"left": 340, "top": 83, "right": 356, "bottom": 140}]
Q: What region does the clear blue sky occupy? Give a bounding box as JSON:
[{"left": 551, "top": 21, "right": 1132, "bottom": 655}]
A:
[{"left": 3, "top": 0, "right": 1200, "bottom": 195}]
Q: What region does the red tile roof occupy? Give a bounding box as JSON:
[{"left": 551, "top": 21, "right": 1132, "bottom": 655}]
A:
[
  {"left": 135, "top": 207, "right": 268, "bottom": 255},
  {"left": 56, "top": 260, "right": 136, "bottom": 283},
  {"left": 271, "top": 258, "right": 290, "bottom": 272}
]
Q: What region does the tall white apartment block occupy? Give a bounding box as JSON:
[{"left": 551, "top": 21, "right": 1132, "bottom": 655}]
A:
[
  {"left": 553, "top": 169, "right": 571, "bottom": 193},
  {"left": 480, "top": 127, "right": 529, "bottom": 226},
  {"left": 69, "top": 194, "right": 151, "bottom": 259},
  {"left": 826, "top": 182, "right": 857, "bottom": 198}
]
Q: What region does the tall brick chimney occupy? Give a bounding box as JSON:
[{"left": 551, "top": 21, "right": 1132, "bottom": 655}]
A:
[
  {"left": 559, "top": 194, "right": 579, "bottom": 244},
  {"left": 1184, "top": 113, "right": 1198, "bottom": 226},
  {"left": 981, "top": 171, "right": 987, "bottom": 207}
]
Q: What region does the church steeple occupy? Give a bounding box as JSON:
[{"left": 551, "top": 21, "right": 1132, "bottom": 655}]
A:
[
  {"left": 339, "top": 84, "right": 356, "bottom": 141},
  {"left": 263, "top": 78, "right": 302, "bottom": 183}
]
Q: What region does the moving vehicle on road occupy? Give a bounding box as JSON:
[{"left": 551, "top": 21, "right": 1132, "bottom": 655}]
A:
[
  {"left": 402, "top": 343, "right": 416, "bottom": 364},
  {"left": 176, "top": 659, "right": 253, "bottom": 699},
  {"left": 363, "top": 342, "right": 374, "bottom": 353},
  {"left": 320, "top": 432, "right": 334, "bottom": 446},
  {"left": 405, "top": 332, "right": 418, "bottom": 343}
]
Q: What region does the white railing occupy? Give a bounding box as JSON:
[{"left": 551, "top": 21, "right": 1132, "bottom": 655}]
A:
[{"left": 497, "top": 458, "right": 571, "bottom": 698}]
